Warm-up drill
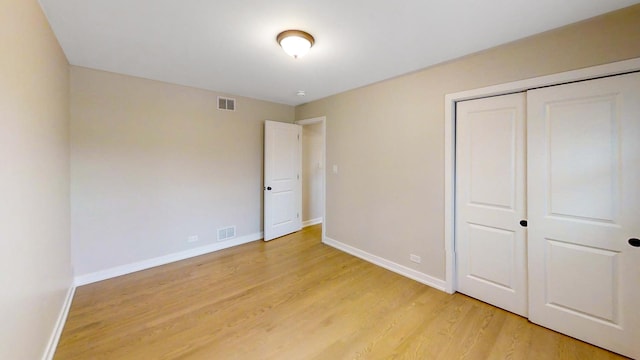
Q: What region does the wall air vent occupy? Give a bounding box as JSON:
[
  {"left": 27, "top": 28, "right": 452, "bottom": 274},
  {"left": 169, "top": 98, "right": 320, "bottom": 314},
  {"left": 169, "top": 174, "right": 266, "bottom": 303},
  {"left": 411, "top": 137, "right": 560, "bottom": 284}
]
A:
[
  {"left": 217, "top": 226, "right": 236, "bottom": 241},
  {"left": 217, "top": 96, "right": 236, "bottom": 111}
]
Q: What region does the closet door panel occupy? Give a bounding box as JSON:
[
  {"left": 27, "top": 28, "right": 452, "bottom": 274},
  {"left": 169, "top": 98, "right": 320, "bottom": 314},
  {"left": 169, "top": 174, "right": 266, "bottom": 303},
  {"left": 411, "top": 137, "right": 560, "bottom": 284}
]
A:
[
  {"left": 456, "top": 92, "right": 528, "bottom": 316},
  {"left": 527, "top": 72, "right": 640, "bottom": 359}
]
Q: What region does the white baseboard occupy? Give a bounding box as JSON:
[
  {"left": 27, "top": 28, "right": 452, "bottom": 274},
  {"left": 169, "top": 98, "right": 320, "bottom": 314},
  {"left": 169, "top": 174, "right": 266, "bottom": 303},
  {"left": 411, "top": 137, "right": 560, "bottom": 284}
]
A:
[
  {"left": 323, "top": 236, "right": 447, "bottom": 292},
  {"left": 302, "top": 217, "right": 323, "bottom": 228},
  {"left": 74, "top": 232, "right": 263, "bottom": 286},
  {"left": 43, "top": 284, "right": 75, "bottom": 360}
]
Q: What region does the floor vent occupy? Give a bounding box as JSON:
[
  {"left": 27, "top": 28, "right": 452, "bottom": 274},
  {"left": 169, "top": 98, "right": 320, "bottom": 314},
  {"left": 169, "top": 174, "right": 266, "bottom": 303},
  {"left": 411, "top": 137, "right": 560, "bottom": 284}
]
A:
[
  {"left": 217, "top": 226, "right": 236, "bottom": 241},
  {"left": 217, "top": 96, "right": 236, "bottom": 111}
]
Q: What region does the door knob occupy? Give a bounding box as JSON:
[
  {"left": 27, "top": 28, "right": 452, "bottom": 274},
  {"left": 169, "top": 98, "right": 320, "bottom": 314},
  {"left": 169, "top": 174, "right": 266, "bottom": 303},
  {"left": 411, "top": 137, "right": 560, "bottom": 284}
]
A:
[
  {"left": 629, "top": 238, "right": 640, "bottom": 247},
  {"left": 519, "top": 220, "right": 528, "bottom": 227},
  {"left": 265, "top": 186, "right": 272, "bottom": 191}
]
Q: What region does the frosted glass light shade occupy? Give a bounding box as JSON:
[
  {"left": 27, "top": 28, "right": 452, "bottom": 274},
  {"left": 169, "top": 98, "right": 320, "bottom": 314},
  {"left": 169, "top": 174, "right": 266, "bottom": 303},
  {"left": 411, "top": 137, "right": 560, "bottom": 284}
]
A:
[{"left": 277, "top": 30, "right": 315, "bottom": 59}]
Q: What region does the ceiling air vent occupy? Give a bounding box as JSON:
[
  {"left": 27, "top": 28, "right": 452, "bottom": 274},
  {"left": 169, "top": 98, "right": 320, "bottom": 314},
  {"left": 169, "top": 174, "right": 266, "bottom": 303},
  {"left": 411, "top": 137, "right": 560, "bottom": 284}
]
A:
[{"left": 217, "top": 96, "right": 236, "bottom": 111}]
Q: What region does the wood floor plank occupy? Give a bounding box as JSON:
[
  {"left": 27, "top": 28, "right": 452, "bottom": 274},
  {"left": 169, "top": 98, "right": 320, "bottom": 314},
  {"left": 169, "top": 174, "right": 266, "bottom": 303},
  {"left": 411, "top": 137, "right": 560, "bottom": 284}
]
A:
[{"left": 54, "top": 225, "right": 628, "bottom": 359}]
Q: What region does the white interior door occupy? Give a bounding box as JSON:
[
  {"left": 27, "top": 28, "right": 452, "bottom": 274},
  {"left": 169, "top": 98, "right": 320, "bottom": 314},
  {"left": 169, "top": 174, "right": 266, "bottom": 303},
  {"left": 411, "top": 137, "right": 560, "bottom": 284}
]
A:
[
  {"left": 455, "top": 93, "right": 528, "bottom": 316},
  {"left": 527, "top": 72, "right": 640, "bottom": 359},
  {"left": 264, "top": 120, "right": 302, "bottom": 241}
]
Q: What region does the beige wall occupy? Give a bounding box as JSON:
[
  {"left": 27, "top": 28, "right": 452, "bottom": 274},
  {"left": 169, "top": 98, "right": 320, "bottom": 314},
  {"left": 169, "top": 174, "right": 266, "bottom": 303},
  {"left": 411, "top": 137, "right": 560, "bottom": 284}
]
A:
[
  {"left": 302, "top": 122, "right": 324, "bottom": 222},
  {"left": 71, "top": 67, "right": 294, "bottom": 276},
  {"left": 295, "top": 5, "right": 640, "bottom": 281},
  {"left": 0, "top": 1, "right": 72, "bottom": 359}
]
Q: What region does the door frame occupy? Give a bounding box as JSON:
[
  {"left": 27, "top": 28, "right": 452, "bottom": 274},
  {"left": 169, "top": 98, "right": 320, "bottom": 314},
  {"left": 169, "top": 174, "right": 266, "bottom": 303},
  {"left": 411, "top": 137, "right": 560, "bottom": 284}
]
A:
[
  {"left": 295, "top": 116, "right": 327, "bottom": 243},
  {"left": 443, "top": 57, "right": 640, "bottom": 294}
]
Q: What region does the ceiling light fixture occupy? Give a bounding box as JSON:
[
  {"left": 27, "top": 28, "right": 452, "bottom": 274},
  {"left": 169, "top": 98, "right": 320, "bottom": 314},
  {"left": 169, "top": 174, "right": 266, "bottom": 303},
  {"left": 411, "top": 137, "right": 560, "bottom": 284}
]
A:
[{"left": 277, "top": 30, "right": 314, "bottom": 59}]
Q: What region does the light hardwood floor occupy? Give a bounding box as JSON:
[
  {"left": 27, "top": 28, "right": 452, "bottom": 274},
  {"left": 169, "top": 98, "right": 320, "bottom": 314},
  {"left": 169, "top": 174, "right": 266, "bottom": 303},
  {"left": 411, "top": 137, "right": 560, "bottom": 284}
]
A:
[{"left": 55, "top": 225, "right": 627, "bottom": 359}]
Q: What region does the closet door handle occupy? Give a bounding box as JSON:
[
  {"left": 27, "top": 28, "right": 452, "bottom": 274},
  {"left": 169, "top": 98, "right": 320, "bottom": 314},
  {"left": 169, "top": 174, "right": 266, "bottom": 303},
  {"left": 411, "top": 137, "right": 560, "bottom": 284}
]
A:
[
  {"left": 629, "top": 238, "right": 640, "bottom": 247},
  {"left": 519, "top": 220, "right": 528, "bottom": 227}
]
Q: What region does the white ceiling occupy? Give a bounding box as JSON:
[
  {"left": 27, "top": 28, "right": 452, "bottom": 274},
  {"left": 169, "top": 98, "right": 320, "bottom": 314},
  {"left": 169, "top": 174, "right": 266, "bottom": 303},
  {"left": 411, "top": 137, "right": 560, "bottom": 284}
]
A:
[{"left": 39, "top": 0, "right": 639, "bottom": 106}]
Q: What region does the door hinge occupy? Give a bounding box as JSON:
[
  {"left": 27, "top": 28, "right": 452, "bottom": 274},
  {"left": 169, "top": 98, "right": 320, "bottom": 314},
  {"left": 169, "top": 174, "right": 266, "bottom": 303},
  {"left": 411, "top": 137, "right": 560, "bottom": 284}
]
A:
[
  {"left": 298, "top": 134, "right": 300, "bottom": 141},
  {"left": 297, "top": 173, "right": 300, "bottom": 180},
  {"left": 297, "top": 213, "right": 299, "bottom": 218}
]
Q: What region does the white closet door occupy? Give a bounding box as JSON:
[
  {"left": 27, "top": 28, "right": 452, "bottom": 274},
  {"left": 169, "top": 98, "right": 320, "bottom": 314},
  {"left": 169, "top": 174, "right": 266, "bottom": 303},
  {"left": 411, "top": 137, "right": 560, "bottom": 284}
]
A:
[
  {"left": 527, "top": 72, "right": 640, "bottom": 359},
  {"left": 456, "top": 93, "right": 528, "bottom": 316}
]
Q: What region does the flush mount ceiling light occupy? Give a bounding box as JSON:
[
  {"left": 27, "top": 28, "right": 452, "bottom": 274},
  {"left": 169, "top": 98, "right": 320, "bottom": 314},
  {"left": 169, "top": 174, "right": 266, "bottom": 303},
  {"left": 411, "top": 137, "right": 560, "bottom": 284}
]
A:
[{"left": 277, "top": 30, "right": 314, "bottom": 59}]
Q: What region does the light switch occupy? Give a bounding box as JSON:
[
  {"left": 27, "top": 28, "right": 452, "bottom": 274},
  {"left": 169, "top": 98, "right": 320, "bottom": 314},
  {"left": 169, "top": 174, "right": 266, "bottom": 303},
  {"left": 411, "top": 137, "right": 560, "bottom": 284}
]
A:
[{"left": 332, "top": 165, "right": 338, "bottom": 174}]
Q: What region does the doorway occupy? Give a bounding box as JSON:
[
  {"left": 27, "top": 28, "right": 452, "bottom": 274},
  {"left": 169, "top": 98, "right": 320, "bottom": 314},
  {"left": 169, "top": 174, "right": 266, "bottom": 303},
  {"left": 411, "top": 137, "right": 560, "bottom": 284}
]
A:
[{"left": 296, "top": 116, "right": 326, "bottom": 240}]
